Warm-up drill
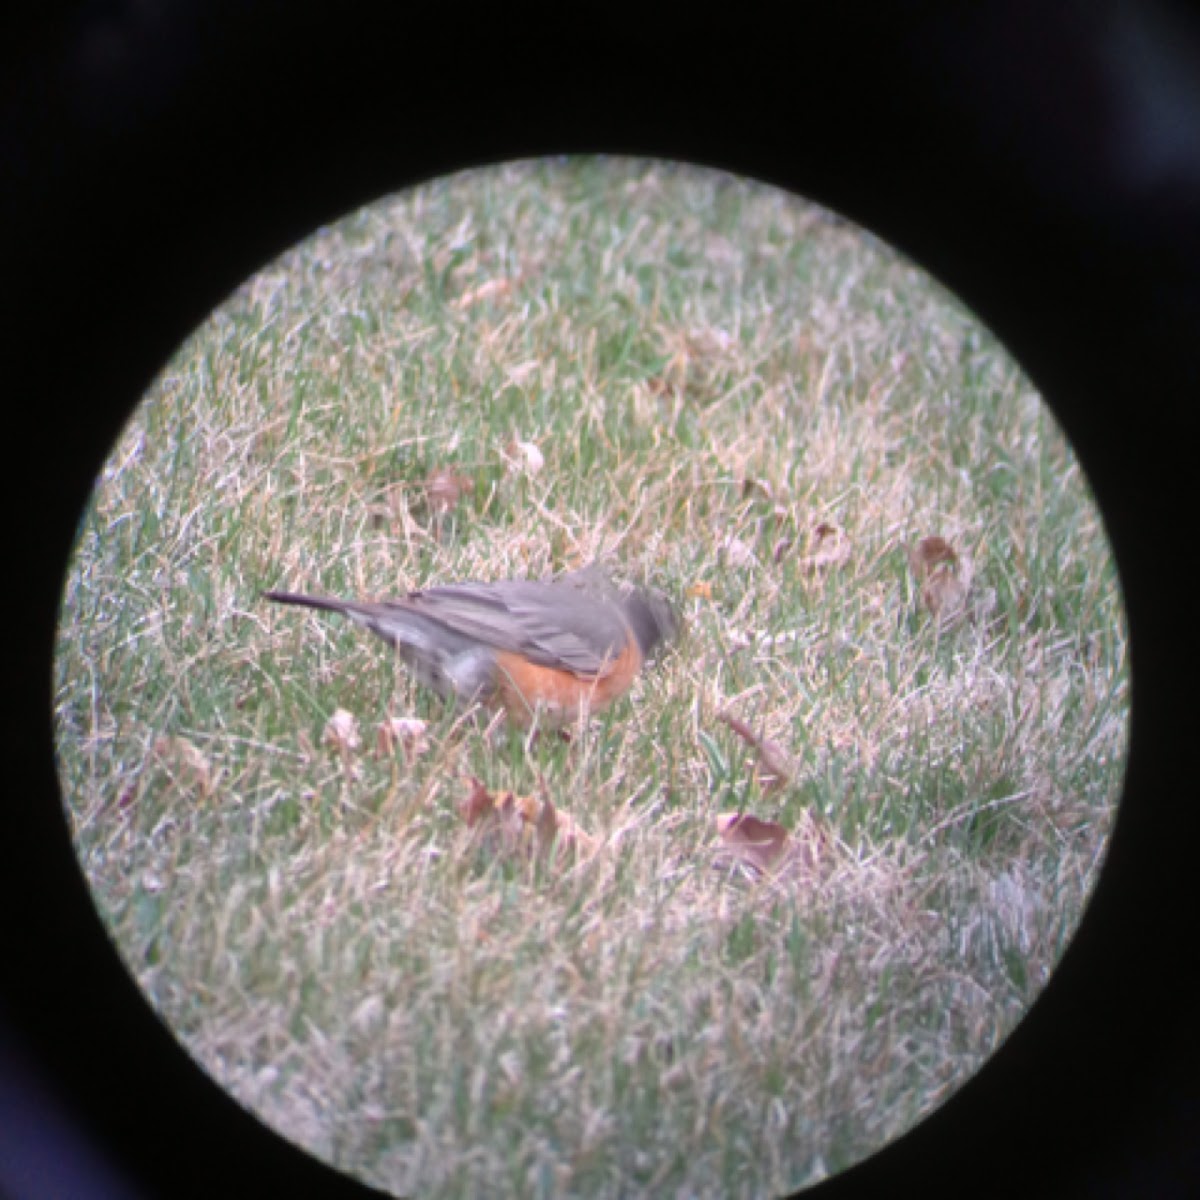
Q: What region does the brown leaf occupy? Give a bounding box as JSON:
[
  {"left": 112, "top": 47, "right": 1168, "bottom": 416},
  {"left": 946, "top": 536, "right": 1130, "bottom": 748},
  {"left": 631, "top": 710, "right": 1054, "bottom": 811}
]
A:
[
  {"left": 715, "top": 809, "right": 833, "bottom": 877},
  {"left": 323, "top": 708, "right": 361, "bottom": 755},
  {"left": 424, "top": 468, "right": 474, "bottom": 513},
  {"left": 720, "top": 534, "right": 757, "bottom": 568},
  {"left": 368, "top": 483, "right": 433, "bottom": 537},
  {"left": 505, "top": 438, "right": 545, "bottom": 475},
  {"left": 505, "top": 361, "right": 540, "bottom": 388},
  {"left": 535, "top": 789, "right": 560, "bottom": 847},
  {"left": 907, "top": 535, "right": 973, "bottom": 626},
  {"left": 797, "top": 521, "right": 850, "bottom": 573},
  {"left": 715, "top": 812, "right": 791, "bottom": 874},
  {"left": 685, "top": 326, "right": 736, "bottom": 358},
  {"left": 456, "top": 276, "right": 516, "bottom": 309},
  {"left": 644, "top": 374, "right": 680, "bottom": 398},
  {"left": 907, "top": 534, "right": 957, "bottom": 575},
  {"left": 459, "top": 776, "right": 597, "bottom": 861},
  {"left": 741, "top": 477, "right": 775, "bottom": 502},
  {"left": 375, "top": 716, "right": 429, "bottom": 761},
  {"left": 460, "top": 775, "right": 498, "bottom": 825},
  {"left": 152, "top": 735, "right": 217, "bottom": 797},
  {"left": 717, "top": 709, "right": 797, "bottom": 793}
]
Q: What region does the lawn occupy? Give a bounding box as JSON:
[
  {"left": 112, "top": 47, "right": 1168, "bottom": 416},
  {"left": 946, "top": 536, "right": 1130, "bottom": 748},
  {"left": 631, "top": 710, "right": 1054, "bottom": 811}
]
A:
[{"left": 54, "top": 157, "right": 1128, "bottom": 1198}]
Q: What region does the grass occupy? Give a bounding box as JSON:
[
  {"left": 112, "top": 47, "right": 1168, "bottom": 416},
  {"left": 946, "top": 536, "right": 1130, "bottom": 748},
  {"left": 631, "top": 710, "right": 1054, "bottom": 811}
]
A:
[{"left": 54, "top": 157, "right": 1127, "bottom": 1198}]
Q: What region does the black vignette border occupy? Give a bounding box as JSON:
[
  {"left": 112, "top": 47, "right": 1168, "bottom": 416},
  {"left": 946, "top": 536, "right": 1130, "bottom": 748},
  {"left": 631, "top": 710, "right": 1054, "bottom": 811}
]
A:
[{"left": 4, "top": 2, "right": 1198, "bottom": 1198}]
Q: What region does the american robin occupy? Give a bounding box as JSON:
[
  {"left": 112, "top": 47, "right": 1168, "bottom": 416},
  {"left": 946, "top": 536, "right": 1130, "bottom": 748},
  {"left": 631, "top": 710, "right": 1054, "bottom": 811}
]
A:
[{"left": 264, "top": 565, "right": 678, "bottom": 727}]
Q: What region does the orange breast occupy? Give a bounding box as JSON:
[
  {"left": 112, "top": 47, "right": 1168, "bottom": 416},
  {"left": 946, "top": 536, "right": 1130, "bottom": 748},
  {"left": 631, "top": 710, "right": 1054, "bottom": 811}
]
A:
[{"left": 491, "top": 632, "right": 643, "bottom": 727}]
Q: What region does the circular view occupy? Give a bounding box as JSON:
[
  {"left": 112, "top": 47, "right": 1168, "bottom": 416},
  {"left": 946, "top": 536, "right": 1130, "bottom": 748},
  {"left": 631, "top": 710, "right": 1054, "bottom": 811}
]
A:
[{"left": 54, "top": 158, "right": 1128, "bottom": 1197}]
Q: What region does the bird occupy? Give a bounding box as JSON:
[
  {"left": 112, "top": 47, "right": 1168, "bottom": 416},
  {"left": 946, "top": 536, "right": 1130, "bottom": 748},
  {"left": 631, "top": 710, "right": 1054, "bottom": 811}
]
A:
[{"left": 264, "top": 565, "right": 678, "bottom": 727}]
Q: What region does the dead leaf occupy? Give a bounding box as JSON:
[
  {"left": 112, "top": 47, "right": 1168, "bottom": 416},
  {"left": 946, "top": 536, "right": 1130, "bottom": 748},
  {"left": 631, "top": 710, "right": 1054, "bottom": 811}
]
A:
[
  {"left": 659, "top": 325, "right": 735, "bottom": 383},
  {"left": 907, "top": 535, "right": 973, "bottom": 626},
  {"left": 376, "top": 716, "right": 429, "bottom": 761},
  {"left": 717, "top": 709, "right": 797, "bottom": 793},
  {"left": 644, "top": 374, "right": 679, "bottom": 398},
  {"left": 152, "top": 735, "right": 217, "bottom": 797},
  {"left": 424, "top": 468, "right": 474, "bottom": 513},
  {"left": 456, "top": 276, "right": 516, "bottom": 309},
  {"left": 715, "top": 812, "right": 791, "bottom": 874},
  {"left": 908, "top": 534, "right": 956, "bottom": 574},
  {"left": 323, "top": 708, "right": 361, "bottom": 755},
  {"left": 368, "top": 483, "right": 433, "bottom": 538},
  {"left": 741, "top": 477, "right": 776, "bottom": 502},
  {"left": 797, "top": 521, "right": 850, "bottom": 573},
  {"left": 685, "top": 326, "right": 736, "bottom": 358},
  {"left": 535, "top": 787, "right": 560, "bottom": 847},
  {"left": 459, "top": 776, "right": 597, "bottom": 861},
  {"left": 460, "top": 775, "right": 499, "bottom": 825},
  {"left": 505, "top": 438, "right": 545, "bottom": 475},
  {"left": 505, "top": 360, "right": 540, "bottom": 388},
  {"left": 720, "top": 534, "right": 757, "bottom": 568},
  {"left": 714, "top": 809, "right": 833, "bottom": 877}
]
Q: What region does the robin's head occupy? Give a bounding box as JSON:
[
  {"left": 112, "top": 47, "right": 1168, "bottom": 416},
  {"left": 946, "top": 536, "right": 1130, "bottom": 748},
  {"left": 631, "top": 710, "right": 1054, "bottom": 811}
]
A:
[{"left": 622, "top": 585, "right": 680, "bottom": 663}]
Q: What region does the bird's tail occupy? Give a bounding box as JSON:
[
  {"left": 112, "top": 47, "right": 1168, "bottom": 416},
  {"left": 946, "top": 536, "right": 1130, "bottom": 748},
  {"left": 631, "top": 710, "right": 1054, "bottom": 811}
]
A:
[
  {"left": 264, "top": 588, "right": 484, "bottom": 701},
  {"left": 264, "top": 589, "right": 437, "bottom": 654},
  {"left": 262, "top": 590, "right": 352, "bottom": 616}
]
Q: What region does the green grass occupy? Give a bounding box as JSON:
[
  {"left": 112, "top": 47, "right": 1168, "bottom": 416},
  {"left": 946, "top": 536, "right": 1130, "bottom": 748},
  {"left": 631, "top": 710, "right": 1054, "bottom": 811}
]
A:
[{"left": 54, "top": 157, "right": 1127, "bottom": 1198}]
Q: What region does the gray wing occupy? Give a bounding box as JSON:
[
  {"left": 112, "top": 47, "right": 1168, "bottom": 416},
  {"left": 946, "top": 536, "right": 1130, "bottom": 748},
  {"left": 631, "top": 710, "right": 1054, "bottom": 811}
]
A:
[{"left": 404, "top": 574, "right": 632, "bottom": 675}]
